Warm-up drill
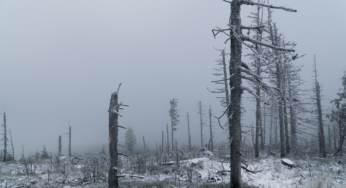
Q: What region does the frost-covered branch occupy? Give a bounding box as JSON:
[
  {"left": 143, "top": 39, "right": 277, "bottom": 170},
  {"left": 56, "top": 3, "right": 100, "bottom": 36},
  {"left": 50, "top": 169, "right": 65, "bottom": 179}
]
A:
[
  {"left": 242, "top": 86, "right": 262, "bottom": 101},
  {"left": 212, "top": 28, "right": 231, "bottom": 38},
  {"left": 240, "top": 67, "right": 261, "bottom": 82},
  {"left": 241, "top": 35, "right": 295, "bottom": 52},
  {"left": 241, "top": 25, "right": 265, "bottom": 34},
  {"left": 112, "top": 109, "right": 122, "bottom": 117},
  {"left": 240, "top": 0, "right": 297, "bottom": 12}
]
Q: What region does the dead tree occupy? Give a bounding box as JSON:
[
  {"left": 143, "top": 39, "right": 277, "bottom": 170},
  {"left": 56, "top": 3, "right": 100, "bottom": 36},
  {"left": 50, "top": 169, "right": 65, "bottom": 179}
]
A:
[
  {"left": 9, "top": 130, "right": 14, "bottom": 160},
  {"left": 247, "top": 3, "right": 264, "bottom": 158},
  {"left": 312, "top": 56, "right": 326, "bottom": 158},
  {"left": 142, "top": 136, "right": 146, "bottom": 152},
  {"left": 197, "top": 101, "right": 205, "bottom": 147},
  {"left": 108, "top": 83, "right": 128, "bottom": 188},
  {"left": 169, "top": 99, "right": 179, "bottom": 150},
  {"left": 212, "top": 0, "right": 296, "bottom": 186},
  {"left": 208, "top": 106, "right": 214, "bottom": 151},
  {"left": 162, "top": 131, "right": 164, "bottom": 153},
  {"left": 209, "top": 49, "right": 230, "bottom": 108},
  {"left": 282, "top": 61, "right": 290, "bottom": 154},
  {"left": 166, "top": 123, "right": 169, "bottom": 153},
  {"left": 67, "top": 123, "right": 71, "bottom": 157},
  {"left": 58, "top": 135, "right": 62, "bottom": 156},
  {"left": 209, "top": 49, "right": 230, "bottom": 130},
  {"left": 187, "top": 112, "right": 192, "bottom": 151},
  {"left": 2, "top": 113, "right": 7, "bottom": 162}
]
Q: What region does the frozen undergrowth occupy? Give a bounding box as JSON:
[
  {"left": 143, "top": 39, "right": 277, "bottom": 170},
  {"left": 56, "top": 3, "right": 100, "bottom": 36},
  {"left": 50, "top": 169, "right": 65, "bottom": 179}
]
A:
[{"left": 2, "top": 152, "right": 346, "bottom": 187}]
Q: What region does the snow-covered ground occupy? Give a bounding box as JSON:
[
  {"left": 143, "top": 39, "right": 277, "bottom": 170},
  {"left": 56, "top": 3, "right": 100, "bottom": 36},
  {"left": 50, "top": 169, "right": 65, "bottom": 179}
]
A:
[{"left": 2, "top": 153, "right": 346, "bottom": 187}]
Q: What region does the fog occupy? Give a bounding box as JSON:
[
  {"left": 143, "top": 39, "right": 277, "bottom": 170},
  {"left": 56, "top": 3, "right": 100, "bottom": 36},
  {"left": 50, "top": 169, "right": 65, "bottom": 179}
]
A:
[{"left": 0, "top": 0, "right": 345, "bottom": 158}]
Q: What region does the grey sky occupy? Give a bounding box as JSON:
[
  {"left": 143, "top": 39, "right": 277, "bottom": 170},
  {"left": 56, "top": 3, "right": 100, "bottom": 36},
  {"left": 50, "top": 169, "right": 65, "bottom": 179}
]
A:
[{"left": 0, "top": 1, "right": 345, "bottom": 157}]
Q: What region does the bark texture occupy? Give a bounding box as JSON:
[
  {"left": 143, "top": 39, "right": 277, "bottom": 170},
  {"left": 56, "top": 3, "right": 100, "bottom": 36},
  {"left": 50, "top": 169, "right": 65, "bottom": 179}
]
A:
[
  {"left": 229, "top": 1, "right": 243, "bottom": 187},
  {"left": 108, "top": 92, "right": 119, "bottom": 188}
]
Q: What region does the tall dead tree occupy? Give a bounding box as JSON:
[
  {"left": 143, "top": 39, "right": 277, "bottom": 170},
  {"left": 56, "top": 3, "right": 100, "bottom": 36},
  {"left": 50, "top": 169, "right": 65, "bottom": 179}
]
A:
[
  {"left": 9, "top": 130, "right": 14, "bottom": 160},
  {"left": 187, "top": 112, "right": 192, "bottom": 151},
  {"left": 262, "top": 98, "right": 268, "bottom": 149},
  {"left": 282, "top": 61, "right": 290, "bottom": 154},
  {"left": 247, "top": 2, "right": 264, "bottom": 158},
  {"left": 209, "top": 49, "right": 230, "bottom": 108},
  {"left": 58, "top": 135, "right": 62, "bottom": 156},
  {"left": 313, "top": 56, "right": 326, "bottom": 158},
  {"left": 212, "top": 1, "right": 296, "bottom": 186},
  {"left": 209, "top": 49, "right": 231, "bottom": 132},
  {"left": 169, "top": 99, "right": 179, "bottom": 150},
  {"left": 197, "top": 101, "right": 205, "bottom": 147},
  {"left": 166, "top": 123, "right": 169, "bottom": 153},
  {"left": 208, "top": 106, "right": 214, "bottom": 151},
  {"left": 162, "top": 131, "right": 164, "bottom": 153},
  {"left": 2, "top": 113, "right": 7, "bottom": 162},
  {"left": 68, "top": 125, "right": 71, "bottom": 157},
  {"left": 142, "top": 136, "right": 146, "bottom": 152},
  {"left": 108, "top": 83, "right": 128, "bottom": 188}
]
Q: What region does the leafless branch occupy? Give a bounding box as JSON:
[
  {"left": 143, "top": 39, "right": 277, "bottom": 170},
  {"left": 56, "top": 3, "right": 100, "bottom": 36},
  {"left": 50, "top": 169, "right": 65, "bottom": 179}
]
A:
[
  {"left": 214, "top": 103, "right": 233, "bottom": 130},
  {"left": 117, "top": 83, "right": 122, "bottom": 95},
  {"left": 240, "top": 0, "right": 297, "bottom": 12},
  {"left": 241, "top": 35, "right": 295, "bottom": 52},
  {"left": 240, "top": 25, "right": 265, "bottom": 34},
  {"left": 242, "top": 86, "right": 262, "bottom": 101},
  {"left": 117, "top": 125, "right": 127, "bottom": 129},
  {"left": 212, "top": 28, "right": 231, "bottom": 38}
]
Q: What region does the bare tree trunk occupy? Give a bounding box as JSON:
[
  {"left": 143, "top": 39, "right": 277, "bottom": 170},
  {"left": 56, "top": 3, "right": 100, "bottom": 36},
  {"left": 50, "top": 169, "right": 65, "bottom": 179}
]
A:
[
  {"left": 58, "top": 135, "right": 62, "bottom": 156},
  {"left": 254, "top": 3, "right": 263, "bottom": 157},
  {"left": 171, "top": 115, "right": 174, "bottom": 150},
  {"left": 198, "top": 101, "right": 204, "bottom": 147},
  {"left": 283, "top": 71, "right": 290, "bottom": 154},
  {"left": 21, "top": 144, "right": 24, "bottom": 159},
  {"left": 272, "top": 25, "right": 285, "bottom": 157},
  {"left": 108, "top": 90, "right": 120, "bottom": 188},
  {"left": 187, "top": 112, "right": 191, "bottom": 151},
  {"left": 68, "top": 126, "right": 71, "bottom": 157},
  {"left": 255, "top": 93, "right": 260, "bottom": 157},
  {"left": 3, "top": 113, "right": 7, "bottom": 162},
  {"left": 328, "top": 124, "right": 331, "bottom": 151},
  {"left": 162, "top": 131, "right": 164, "bottom": 154},
  {"left": 270, "top": 103, "right": 272, "bottom": 145},
  {"left": 9, "top": 130, "right": 14, "bottom": 161},
  {"left": 143, "top": 136, "right": 146, "bottom": 153},
  {"left": 274, "top": 103, "right": 278, "bottom": 146},
  {"left": 314, "top": 56, "right": 326, "bottom": 158},
  {"left": 166, "top": 124, "right": 169, "bottom": 153},
  {"left": 208, "top": 106, "right": 214, "bottom": 152},
  {"left": 270, "top": 97, "right": 274, "bottom": 145},
  {"left": 288, "top": 71, "right": 297, "bottom": 153},
  {"left": 262, "top": 100, "right": 266, "bottom": 148},
  {"left": 334, "top": 125, "right": 337, "bottom": 150},
  {"left": 229, "top": 1, "right": 242, "bottom": 186}
]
